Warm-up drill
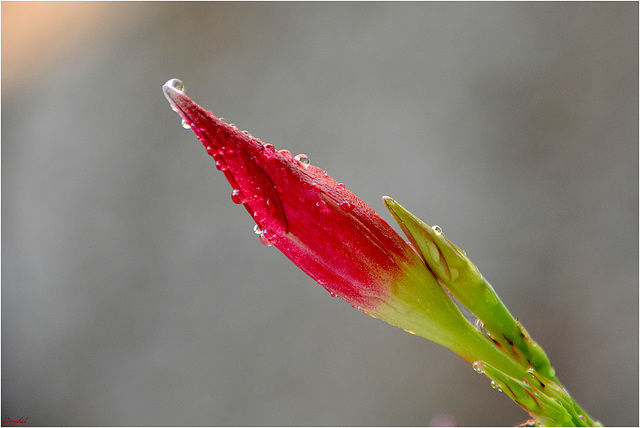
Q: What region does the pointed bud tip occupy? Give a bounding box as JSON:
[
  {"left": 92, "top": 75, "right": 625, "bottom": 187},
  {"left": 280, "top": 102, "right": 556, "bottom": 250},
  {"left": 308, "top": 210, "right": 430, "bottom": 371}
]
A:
[
  {"left": 382, "top": 196, "right": 397, "bottom": 208},
  {"left": 163, "top": 78, "right": 185, "bottom": 93},
  {"left": 163, "top": 78, "right": 186, "bottom": 109}
]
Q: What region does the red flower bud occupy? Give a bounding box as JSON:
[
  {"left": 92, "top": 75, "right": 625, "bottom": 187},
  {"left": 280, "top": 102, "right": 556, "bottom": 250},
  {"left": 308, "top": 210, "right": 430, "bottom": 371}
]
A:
[
  {"left": 163, "top": 79, "right": 528, "bottom": 381},
  {"left": 163, "top": 79, "right": 427, "bottom": 312}
]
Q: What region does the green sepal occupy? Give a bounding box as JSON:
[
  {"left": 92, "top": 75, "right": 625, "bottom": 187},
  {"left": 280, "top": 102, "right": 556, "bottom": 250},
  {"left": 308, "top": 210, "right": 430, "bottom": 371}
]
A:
[
  {"left": 477, "top": 361, "right": 576, "bottom": 427},
  {"left": 383, "top": 197, "right": 554, "bottom": 377}
]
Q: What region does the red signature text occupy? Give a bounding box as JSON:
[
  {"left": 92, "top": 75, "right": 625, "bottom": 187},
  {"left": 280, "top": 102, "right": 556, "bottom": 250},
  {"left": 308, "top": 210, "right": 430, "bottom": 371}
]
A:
[{"left": 3, "top": 417, "right": 28, "bottom": 426}]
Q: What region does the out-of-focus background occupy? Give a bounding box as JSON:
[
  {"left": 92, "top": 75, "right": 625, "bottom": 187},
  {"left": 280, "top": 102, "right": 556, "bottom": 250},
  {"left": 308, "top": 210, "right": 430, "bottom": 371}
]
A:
[{"left": 2, "top": 2, "right": 637, "bottom": 426}]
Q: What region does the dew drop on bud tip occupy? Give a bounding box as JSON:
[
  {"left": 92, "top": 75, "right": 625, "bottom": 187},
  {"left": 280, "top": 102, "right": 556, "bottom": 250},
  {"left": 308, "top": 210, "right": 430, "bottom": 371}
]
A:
[
  {"left": 253, "top": 224, "right": 262, "bottom": 234},
  {"left": 181, "top": 119, "right": 191, "bottom": 129},
  {"left": 294, "top": 154, "right": 310, "bottom": 166},
  {"left": 432, "top": 225, "right": 443, "bottom": 236},
  {"left": 166, "top": 78, "right": 184, "bottom": 92}
]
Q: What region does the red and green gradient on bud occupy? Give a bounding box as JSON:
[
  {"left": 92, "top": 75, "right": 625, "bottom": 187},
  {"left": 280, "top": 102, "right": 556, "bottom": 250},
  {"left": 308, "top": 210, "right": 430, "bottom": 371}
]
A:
[{"left": 163, "top": 79, "right": 599, "bottom": 426}]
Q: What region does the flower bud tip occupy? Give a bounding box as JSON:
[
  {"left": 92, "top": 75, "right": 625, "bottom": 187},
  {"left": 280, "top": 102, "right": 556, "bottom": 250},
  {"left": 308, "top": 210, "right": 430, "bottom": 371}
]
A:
[{"left": 163, "top": 78, "right": 185, "bottom": 110}]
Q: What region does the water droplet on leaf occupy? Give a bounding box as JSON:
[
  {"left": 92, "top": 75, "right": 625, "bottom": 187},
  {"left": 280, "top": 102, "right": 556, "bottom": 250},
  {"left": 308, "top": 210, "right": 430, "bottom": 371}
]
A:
[
  {"left": 472, "top": 362, "right": 483, "bottom": 374},
  {"left": 181, "top": 119, "right": 191, "bottom": 129},
  {"left": 253, "top": 224, "right": 262, "bottom": 234},
  {"left": 432, "top": 225, "right": 443, "bottom": 236}
]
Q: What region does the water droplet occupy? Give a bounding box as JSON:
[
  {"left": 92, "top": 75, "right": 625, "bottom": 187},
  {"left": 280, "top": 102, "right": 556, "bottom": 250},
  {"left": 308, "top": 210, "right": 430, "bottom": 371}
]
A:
[
  {"left": 404, "top": 329, "right": 417, "bottom": 336},
  {"left": 166, "top": 78, "right": 184, "bottom": 92},
  {"left": 315, "top": 200, "right": 330, "bottom": 213},
  {"left": 294, "top": 153, "right": 310, "bottom": 166},
  {"left": 231, "top": 189, "right": 244, "bottom": 204},
  {"left": 181, "top": 119, "right": 191, "bottom": 129},
  {"left": 432, "top": 225, "right": 443, "bottom": 236},
  {"left": 336, "top": 183, "right": 345, "bottom": 191},
  {"left": 205, "top": 146, "right": 214, "bottom": 154},
  {"left": 215, "top": 160, "right": 227, "bottom": 171},
  {"left": 472, "top": 362, "right": 483, "bottom": 374},
  {"left": 279, "top": 149, "right": 293, "bottom": 159},
  {"left": 475, "top": 319, "right": 484, "bottom": 330},
  {"left": 329, "top": 291, "right": 337, "bottom": 298},
  {"left": 253, "top": 224, "right": 262, "bottom": 234},
  {"left": 491, "top": 381, "right": 499, "bottom": 390},
  {"left": 259, "top": 231, "right": 272, "bottom": 246},
  {"left": 339, "top": 200, "right": 354, "bottom": 212}
]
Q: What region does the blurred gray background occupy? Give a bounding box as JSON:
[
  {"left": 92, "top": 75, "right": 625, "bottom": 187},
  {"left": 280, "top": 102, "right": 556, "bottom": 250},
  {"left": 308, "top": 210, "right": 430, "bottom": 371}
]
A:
[{"left": 2, "top": 2, "right": 637, "bottom": 426}]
